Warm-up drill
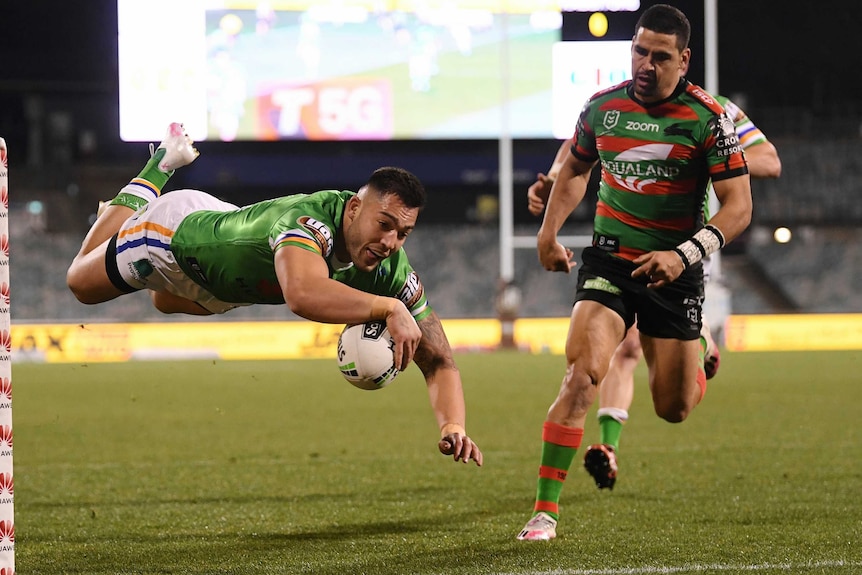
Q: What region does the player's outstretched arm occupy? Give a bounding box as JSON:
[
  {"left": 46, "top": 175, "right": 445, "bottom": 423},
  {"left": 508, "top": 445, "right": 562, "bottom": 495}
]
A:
[
  {"left": 275, "top": 246, "right": 422, "bottom": 368},
  {"left": 414, "top": 311, "right": 483, "bottom": 466}
]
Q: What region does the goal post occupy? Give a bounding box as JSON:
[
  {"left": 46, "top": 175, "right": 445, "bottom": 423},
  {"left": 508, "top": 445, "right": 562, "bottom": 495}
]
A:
[{"left": 0, "top": 136, "right": 16, "bottom": 573}]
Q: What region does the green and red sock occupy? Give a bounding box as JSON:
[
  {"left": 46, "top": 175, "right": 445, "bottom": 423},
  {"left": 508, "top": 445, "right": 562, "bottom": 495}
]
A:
[{"left": 533, "top": 421, "right": 583, "bottom": 520}]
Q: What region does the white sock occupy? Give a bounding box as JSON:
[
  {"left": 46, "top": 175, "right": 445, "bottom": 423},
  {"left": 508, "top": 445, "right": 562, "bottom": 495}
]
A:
[{"left": 597, "top": 407, "right": 629, "bottom": 423}]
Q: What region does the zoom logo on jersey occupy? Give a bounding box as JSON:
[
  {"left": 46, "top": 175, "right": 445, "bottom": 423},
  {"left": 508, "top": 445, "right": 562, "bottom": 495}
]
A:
[
  {"left": 298, "top": 216, "right": 333, "bottom": 258},
  {"left": 625, "top": 120, "right": 660, "bottom": 133}
]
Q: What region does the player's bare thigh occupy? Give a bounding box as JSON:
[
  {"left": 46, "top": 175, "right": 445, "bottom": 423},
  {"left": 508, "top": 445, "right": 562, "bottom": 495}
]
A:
[
  {"left": 548, "top": 300, "right": 626, "bottom": 425},
  {"left": 150, "top": 290, "right": 214, "bottom": 315},
  {"left": 67, "top": 236, "right": 127, "bottom": 304},
  {"left": 565, "top": 300, "right": 627, "bottom": 368},
  {"left": 639, "top": 334, "right": 702, "bottom": 422}
]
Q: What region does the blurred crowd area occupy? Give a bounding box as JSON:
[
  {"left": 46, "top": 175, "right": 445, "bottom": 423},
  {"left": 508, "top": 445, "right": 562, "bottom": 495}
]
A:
[
  {"left": 10, "top": 219, "right": 862, "bottom": 323},
  {"left": 9, "top": 170, "right": 862, "bottom": 324}
]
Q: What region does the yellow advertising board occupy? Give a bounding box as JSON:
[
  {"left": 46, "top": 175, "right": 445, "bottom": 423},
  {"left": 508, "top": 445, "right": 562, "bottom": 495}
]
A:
[
  {"left": 12, "top": 322, "right": 344, "bottom": 363},
  {"left": 10, "top": 318, "right": 563, "bottom": 364},
  {"left": 724, "top": 314, "right": 862, "bottom": 351},
  {"left": 11, "top": 314, "right": 862, "bottom": 363}
]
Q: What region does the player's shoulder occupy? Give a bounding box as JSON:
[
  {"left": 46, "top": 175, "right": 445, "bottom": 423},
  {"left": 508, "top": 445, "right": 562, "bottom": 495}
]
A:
[
  {"left": 266, "top": 190, "right": 350, "bottom": 245},
  {"left": 591, "top": 80, "right": 632, "bottom": 103},
  {"left": 288, "top": 189, "right": 354, "bottom": 206},
  {"left": 684, "top": 82, "right": 725, "bottom": 115},
  {"left": 580, "top": 80, "right": 632, "bottom": 123},
  {"left": 711, "top": 94, "right": 744, "bottom": 124},
  {"left": 269, "top": 189, "right": 351, "bottom": 218}
]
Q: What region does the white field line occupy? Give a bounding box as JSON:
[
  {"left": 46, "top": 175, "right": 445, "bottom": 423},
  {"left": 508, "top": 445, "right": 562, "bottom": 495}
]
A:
[{"left": 492, "top": 560, "right": 862, "bottom": 575}]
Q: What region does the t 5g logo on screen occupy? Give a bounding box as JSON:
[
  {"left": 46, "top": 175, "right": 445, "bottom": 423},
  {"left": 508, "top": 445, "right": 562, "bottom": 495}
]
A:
[{"left": 265, "top": 79, "right": 394, "bottom": 140}]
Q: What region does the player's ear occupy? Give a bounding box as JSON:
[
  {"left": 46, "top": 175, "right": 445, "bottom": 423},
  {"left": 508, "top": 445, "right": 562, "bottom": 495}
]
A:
[{"left": 346, "top": 194, "right": 361, "bottom": 221}]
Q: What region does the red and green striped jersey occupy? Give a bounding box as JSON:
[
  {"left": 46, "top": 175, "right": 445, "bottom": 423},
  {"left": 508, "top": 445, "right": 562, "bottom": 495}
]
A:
[
  {"left": 571, "top": 79, "right": 749, "bottom": 261},
  {"left": 702, "top": 94, "right": 769, "bottom": 219},
  {"left": 170, "top": 190, "right": 431, "bottom": 320}
]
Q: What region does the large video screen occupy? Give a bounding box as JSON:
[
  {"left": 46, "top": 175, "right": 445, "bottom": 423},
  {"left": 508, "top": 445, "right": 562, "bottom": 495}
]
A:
[
  {"left": 118, "top": 0, "right": 564, "bottom": 142},
  {"left": 551, "top": 40, "right": 631, "bottom": 139}
]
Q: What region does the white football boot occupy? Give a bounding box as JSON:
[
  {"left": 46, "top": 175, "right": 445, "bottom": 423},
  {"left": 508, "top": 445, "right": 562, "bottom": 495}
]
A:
[
  {"left": 516, "top": 512, "right": 557, "bottom": 541},
  {"left": 152, "top": 122, "right": 199, "bottom": 172}
]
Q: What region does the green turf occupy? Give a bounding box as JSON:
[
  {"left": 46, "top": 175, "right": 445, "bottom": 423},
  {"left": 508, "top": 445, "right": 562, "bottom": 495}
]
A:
[{"left": 12, "top": 351, "right": 862, "bottom": 574}]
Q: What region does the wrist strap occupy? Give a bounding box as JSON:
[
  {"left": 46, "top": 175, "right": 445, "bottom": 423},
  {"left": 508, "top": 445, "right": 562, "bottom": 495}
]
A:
[
  {"left": 370, "top": 296, "right": 395, "bottom": 321},
  {"left": 674, "top": 225, "right": 725, "bottom": 269},
  {"left": 440, "top": 423, "right": 466, "bottom": 438}
]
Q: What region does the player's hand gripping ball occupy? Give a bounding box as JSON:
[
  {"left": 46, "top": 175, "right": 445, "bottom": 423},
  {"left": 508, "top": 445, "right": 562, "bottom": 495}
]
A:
[{"left": 337, "top": 321, "right": 399, "bottom": 390}]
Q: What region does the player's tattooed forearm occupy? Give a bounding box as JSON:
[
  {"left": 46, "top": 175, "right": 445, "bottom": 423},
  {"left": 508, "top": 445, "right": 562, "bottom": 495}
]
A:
[{"left": 415, "top": 313, "right": 457, "bottom": 375}]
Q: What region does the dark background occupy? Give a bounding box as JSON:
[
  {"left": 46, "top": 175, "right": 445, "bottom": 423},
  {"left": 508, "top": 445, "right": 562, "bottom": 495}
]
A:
[{"left": 0, "top": 0, "right": 858, "bottom": 224}]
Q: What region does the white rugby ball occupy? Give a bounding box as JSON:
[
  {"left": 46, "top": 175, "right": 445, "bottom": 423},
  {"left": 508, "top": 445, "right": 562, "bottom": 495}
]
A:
[{"left": 337, "top": 321, "right": 399, "bottom": 391}]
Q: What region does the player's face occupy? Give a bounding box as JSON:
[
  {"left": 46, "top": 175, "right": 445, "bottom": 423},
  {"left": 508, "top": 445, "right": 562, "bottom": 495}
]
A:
[
  {"left": 631, "top": 27, "right": 689, "bottom": 102},
  {"left": 344, "top": 191, "right": 419, "bottom": 272}
]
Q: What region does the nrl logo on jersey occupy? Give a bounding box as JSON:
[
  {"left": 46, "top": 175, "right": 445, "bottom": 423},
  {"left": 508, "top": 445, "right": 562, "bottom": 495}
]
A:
[
  {"left": 602, "top": 110, "right": 620, "bottom": 130},
  {"left": 298, "top": 216, "right": 333, "bottom": 258}
]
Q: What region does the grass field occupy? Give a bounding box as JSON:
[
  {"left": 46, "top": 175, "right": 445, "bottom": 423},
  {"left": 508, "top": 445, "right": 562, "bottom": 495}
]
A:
[{"left": 12, "top": 350, "right": 862, "bottom": 574}]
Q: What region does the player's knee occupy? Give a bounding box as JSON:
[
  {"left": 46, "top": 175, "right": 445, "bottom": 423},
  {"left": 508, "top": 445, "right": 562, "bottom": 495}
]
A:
[
  {"left": 150, "top": 291, "right": 213, "bottom": 315},
  {"left": 150, "top": 291, "right": 182, "bottom": 314},
  {"left": 66, "top": 265, "right": 98, "bottom": 304},
  {"left": 653, "top": 398, "right": 693, "bottom": 423},
  {"left": 617, "top": 335, "right": 643, "bottom": 361},
  {"left": 555, "top": 359, "right": 604, "bottom": 419}
]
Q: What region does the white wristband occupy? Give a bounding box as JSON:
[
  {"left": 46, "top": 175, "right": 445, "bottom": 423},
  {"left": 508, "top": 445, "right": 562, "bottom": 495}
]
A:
[{"left": 674, "top": 225, "right": 725, "bottom": 269}]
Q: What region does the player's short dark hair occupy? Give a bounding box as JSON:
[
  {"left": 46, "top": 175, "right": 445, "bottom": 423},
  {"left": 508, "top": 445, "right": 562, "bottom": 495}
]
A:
[
  {"left": 366, "top": 167, "right": 426, "bottom": 210},
  {"left": 635, "top": 4, "right": 691, "bottom": 52}
]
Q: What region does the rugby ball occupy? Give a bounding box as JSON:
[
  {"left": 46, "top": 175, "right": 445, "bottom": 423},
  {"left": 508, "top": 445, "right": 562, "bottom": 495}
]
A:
[{"left": 337, "top": 321, "right": 399, "bottom": 390}]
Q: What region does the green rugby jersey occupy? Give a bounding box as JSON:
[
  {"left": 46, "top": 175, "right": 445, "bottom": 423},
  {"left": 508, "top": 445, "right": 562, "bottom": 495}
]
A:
[
  {"left": 169, "top": 190, "right": 431, "bottom": 320},
  {"left": 571, "top": 79, "right": 749, "bottom": 261}
]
